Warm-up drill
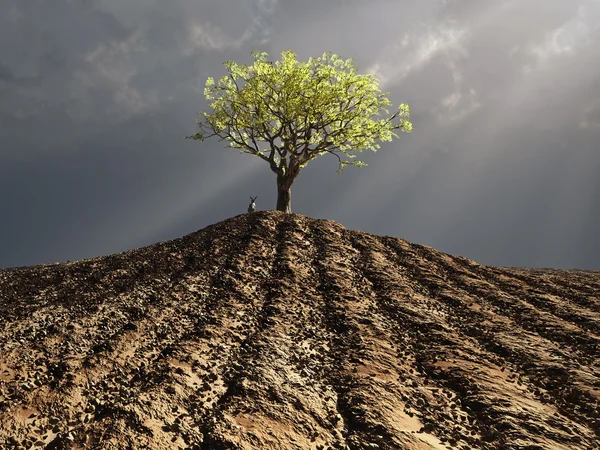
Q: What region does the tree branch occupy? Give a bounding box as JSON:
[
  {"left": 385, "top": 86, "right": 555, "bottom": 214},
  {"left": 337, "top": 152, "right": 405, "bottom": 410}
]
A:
[
  {"left": 325, "top": 148, "right": 343, "bottom": 172},
  {"left": 230, "top": 74, "right": 240, "bottom": 92}
]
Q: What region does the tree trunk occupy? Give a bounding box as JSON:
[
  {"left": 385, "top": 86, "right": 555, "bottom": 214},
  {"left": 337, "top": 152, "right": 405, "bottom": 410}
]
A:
[{"left": 276, "top": 175, "right": 292, "bottom": 213}]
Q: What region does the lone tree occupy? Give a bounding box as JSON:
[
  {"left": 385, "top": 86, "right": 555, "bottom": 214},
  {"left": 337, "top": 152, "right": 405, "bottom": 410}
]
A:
[{"left": 185, "top": 50, "right": 413, "bottom": 213}]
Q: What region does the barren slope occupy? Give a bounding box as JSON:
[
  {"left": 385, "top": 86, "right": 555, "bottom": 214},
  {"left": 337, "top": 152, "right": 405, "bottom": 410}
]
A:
[{"left": 0, "top": 211, "right": 599, "bottom": 450}]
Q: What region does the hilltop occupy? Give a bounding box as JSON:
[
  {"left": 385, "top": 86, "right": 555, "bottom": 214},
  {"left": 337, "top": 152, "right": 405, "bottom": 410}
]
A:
[{"left": 0, "top": 211, "right": 599, "bottom": 449}]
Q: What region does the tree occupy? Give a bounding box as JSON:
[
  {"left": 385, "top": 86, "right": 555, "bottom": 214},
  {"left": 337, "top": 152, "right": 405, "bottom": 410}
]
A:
[{"left": 185, "top": 50, "right": 413, "bottom": 213}]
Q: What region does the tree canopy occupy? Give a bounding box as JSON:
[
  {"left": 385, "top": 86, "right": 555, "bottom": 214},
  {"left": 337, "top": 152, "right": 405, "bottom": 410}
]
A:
[{"left": 186, "top": 50, "right": 413, "bottom": 212}]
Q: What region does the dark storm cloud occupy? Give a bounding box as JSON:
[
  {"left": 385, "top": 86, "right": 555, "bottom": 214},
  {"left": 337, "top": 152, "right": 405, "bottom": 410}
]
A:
[{"left": 1, "top": 0, "right": 599, "bottom": 269}]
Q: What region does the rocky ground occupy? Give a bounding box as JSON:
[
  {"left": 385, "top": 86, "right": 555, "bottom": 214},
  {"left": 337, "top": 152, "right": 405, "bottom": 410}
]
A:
[{"left": 0, "top": 211, "right": 599, "bottom": 450}]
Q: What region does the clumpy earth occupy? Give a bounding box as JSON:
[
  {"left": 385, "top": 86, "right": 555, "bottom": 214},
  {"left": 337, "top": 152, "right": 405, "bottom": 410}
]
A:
[{"left": 0, "top": 211, "right": 599, "bottom": 450}]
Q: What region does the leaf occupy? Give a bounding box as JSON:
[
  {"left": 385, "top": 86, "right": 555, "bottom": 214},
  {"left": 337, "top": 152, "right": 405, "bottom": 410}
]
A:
[{"left": 187, "top": 49, "right": 413, "bottom": 177}]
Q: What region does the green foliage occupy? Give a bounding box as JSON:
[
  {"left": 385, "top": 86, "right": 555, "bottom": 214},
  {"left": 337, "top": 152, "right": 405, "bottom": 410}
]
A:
[{"left": 185, "top": 50, "right": 412, "bottom": 177}]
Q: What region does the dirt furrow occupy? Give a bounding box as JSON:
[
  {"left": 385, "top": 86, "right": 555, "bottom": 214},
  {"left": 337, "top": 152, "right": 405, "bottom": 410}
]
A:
[
  {"left": 196, "top": 213, "right": 288, "bottom": 449},
  {"left": 68, "top": 219, "right": 256, "bottom": 449},
  {"left": 202, "top": 214, "right": 346, "bottom": 449},
  {"left": 410, "top": 242, "right": 598, "bottom": 367},
  {"left": 1, "top": 211, "right": 598, "bottom": 450},
  {"left": 385, "top": 239, "right": 599, "bottom": 444},
  {"left": 1, "top": 216, "right": 262, "bottom": 449},
  {"left": 128, "top": 213, "right": 281, "bottom": 449},
  {"left": 416, "top": 246, "right": 600, "bottom": 420},
  {"left": 357, "top": 233, "right": 595, "bottom": 449},
  {"left": 499, "top": 268, "right": 600, "bottom": 313},
  {"left": 454, "top": 260, "right": 600, "bottom": 337},
  {"left": 349, "top": 231, "right": 489, "bottom": 449},
  {"left": 308, "top": 221, "right": 438, "bottom": 449}
]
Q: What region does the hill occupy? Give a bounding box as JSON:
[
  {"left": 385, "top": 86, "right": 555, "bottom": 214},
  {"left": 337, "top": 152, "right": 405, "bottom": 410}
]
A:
[{"left": 0, "top": 211, "right": 599, "bottom": 449}]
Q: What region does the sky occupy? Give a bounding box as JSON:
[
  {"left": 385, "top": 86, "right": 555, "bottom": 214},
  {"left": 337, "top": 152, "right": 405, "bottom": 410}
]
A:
[{"left": 1, "top": 0, "right": 599, "bottom": 270}]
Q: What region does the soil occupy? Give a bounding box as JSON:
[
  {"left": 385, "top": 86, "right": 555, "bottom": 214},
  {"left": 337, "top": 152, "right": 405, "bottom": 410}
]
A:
[{"left": 0, "top": 211, "right": 599, "bottom": 449}]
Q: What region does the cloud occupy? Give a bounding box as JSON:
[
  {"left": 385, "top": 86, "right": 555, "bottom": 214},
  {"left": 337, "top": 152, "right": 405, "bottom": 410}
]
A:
[
  {"left": 365, "top": 21, "right": 469, "bottom": 89},
  {"left": 250, "top": 0, "right": 279, "bottom": 44},
  {"left": 431, "top": 58, "right": 481, "bottom": 124},
  {"left": 580, "top": 101, "right": 600, "bottom": 130},
  {"left": 524, "top": 2, "right": 597, "bottom": 71},
  {"left": 72, "top": 27, "right": 160, "bottom": 121},
  {"left": 2, "top": 0, "right": 600, "bottom": 270},
  {"left": 184, "top": 21, "right": 253, "bottom": 54},
  {"left": 362, "top": 15, "right": 476, "bottom": 124},
  {"left": 183, "top": 0, "right": 279, "bottom": 53},
  {"left": 434, "top": 89, "right": 481, "bottom": 124}
]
